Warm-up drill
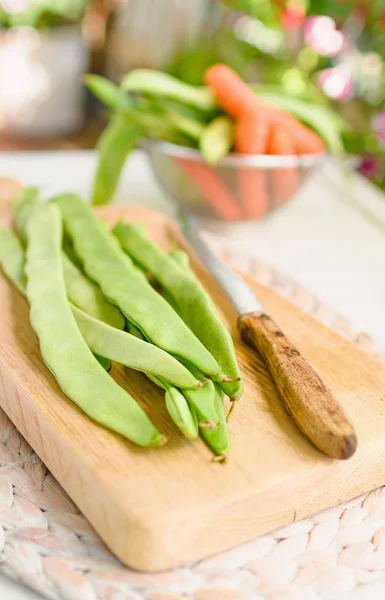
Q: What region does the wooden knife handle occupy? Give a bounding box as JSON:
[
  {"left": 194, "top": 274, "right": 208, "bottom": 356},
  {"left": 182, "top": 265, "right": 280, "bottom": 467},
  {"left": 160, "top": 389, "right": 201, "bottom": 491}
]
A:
[{"left": 238, "top": 312, "right": 357, "bottom": 460}]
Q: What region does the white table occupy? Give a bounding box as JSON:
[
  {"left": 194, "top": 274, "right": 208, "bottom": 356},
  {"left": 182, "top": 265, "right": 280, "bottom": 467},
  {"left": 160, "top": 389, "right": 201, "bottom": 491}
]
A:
[{"left": 1, "top": 149, "right": 385, "bottom": 599}]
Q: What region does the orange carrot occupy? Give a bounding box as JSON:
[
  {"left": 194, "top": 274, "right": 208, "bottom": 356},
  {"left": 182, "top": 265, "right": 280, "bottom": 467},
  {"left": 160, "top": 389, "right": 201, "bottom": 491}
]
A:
[
  {"left": 235, "top": 109, "right": 270, "bottom": 218},
  {"left": 205, "top": 64, "right": 325, "bottom": 155},
  {"left": 289, "top": 120, "right": 326, "bottom": 155},
  {"left": 258, "top": 106, "right": 326, "bottom": 155},
  {"left": 235, "top": 108, "right": 269, "bottom": 154},
  {"left": 176, "top": 158, "right": 242, "bottom": 221},
  {"left": 267, "top": 125, "right": 299, "bottom": 208},
  {"left": 205, "top": 64, "right": 258, "bottom": 118}
]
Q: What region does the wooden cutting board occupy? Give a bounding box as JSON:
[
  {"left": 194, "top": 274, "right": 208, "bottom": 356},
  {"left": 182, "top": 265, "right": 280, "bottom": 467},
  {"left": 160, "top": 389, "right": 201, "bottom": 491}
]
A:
[{"left": 0, "top": 180, "right": 385, "bottom": 572}]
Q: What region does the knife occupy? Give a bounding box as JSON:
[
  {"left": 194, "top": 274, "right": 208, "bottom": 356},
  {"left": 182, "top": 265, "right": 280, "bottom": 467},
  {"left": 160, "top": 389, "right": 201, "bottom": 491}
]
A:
[{"left": 181, "top": 214, "right": 357, "bottom": 460}]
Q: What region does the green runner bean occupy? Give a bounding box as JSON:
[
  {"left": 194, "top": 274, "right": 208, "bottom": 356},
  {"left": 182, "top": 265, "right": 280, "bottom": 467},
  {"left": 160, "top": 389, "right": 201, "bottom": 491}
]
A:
[
  {"left": 0, "top": 229, "right": 199, "bottom": 388},
  {"left": 121, "top": 69, "right": 217, "bottom": 112},
  {"left": 14, "top": 191, "right": 125, "bottom": 329},
  {"left": 63, "top": 237, "right": 83, "bottom": 269},
  {"left": 167, "top": 112, "right": 204, "bottom": 141},
  {"left": 164, "top": 386, "right": 199, "bottom": 440},
  {"left": 51, "top": 194, "right": 223, "bottom": 405},
  {"left": 113, "top": 221, "right": 243, "bottom": 400},
  {"left": 95, "top": 354, "right": 111, "bottom": 371},
  {"left": 14, "top": 186, "right": 40, "bottom": 237},
  {"left": 72, "top": 305, "right": 202, "bottom": 389},
  {"left": 0, "top": 229, "right": 27, "bottom": 293},
  {"left": 86, "top": 77, "right": 203, "bottom": 142},
  {"left": 92, "top": 116, "right": 142, "bottom": 206},
  {"left": 25, "top": 204, "right": 163, "bottom": 447},
  {"left": 126, "top": 322, "right": 199, "bottom": 439},
  {"left": 199, "top": 116, "right": 235, "bottom": 165},
  {"left": 85, "top": 76, "right": 174, "bottom": 136},
  {"left": 85, "top": 75, "right": 134, "bottom": 113},
  {"left": 200, "top": 383, "right": 230, "bottom": 458},
  {"left": 62, "top": 254, "right": 125, "bottom": 330},
  {"left": 0, "top": 229, "right": 113, "bottom": 373},
  {"left": 169, "top": 247, "right": 190, "bottom": 270}
]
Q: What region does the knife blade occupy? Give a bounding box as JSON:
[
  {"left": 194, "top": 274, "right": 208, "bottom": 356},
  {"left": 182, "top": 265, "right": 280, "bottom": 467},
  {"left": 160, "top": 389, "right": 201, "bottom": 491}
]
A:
[{"left": 181, "top": 213, "right": 357, "bottom": 460}]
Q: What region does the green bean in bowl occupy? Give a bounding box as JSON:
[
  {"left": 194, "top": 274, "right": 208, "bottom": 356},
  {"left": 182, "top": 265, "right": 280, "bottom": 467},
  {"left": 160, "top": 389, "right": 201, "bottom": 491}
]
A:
[
  {"left": 85, "top": 65, "right": 346, "bottom": 220},
  {"left": 0, "top": 186, "right": 245, "bottom": 460}
]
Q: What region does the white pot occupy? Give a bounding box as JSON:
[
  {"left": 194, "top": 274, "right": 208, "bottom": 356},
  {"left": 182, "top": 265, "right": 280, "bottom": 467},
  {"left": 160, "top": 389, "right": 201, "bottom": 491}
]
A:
[{"left": 0, "top": 26, "right": 89, "bottom": 137}]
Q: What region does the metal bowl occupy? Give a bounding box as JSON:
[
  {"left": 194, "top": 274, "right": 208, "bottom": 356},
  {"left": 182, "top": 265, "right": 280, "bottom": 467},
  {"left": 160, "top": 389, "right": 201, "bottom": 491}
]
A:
[{"left": 143, "top": 138, "right": 327, "bottom": 223}]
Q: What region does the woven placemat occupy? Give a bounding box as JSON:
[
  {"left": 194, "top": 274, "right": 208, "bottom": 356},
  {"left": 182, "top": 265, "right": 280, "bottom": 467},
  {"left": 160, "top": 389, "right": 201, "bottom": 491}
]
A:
[{"left": 0, "top": 210, "right": 384, "bottom": 600}]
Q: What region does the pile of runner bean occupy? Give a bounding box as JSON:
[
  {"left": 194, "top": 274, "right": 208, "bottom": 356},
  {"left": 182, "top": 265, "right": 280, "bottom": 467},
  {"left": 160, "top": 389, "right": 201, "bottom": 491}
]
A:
[
  {"left": 0, "top": 188, "right": 243, "bottom": 459},
  {"left": 86, "top": 64, "right": 346, "bottom": 207}
]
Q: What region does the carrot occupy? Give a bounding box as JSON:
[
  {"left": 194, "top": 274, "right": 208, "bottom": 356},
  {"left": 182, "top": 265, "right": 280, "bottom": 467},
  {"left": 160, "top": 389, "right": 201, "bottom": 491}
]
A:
[
  {"left": 205, "top": 64, "right": 258, "bottom": 118},
  {"left": 235, "top": 108, "right": 269, "bottom": 154},
  {"left": 267, "top": 125, "right": 299, "bottom": 208},
  {"left": 176, "top": 158, "right": 242, "bottom": 221},
  {"left": 254, "top": 105, "right": 326, "bottom": 155},
  {"left": 205, "top": 64, "right": 326, "bottom": 155},
  {"left": 235, "top": 109, "right": 270, "bottom": 218}
]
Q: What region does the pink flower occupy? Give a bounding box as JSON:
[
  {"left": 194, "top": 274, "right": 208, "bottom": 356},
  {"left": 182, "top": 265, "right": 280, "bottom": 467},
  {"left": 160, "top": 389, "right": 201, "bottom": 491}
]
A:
[
  {"left": 304, "top": 16, "right": 344, "bottom": 56},
  {"left": 318, "top": 66, "right": 353, "bottom": 101},
  {"left": 373, "top": 111, "right": 385, "bottom": 144},
  {"left": 358, "top": 155, "right": 382, "bottom": 179},
  {"left": 281, "top": 4, "right": 306, "bottom": 30}
]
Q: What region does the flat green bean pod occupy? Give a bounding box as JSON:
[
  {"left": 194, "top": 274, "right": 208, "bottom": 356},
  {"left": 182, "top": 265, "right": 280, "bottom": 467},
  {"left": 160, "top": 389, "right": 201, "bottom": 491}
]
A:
[
  {"left": 113, "top": 222, "right": 243, "bottom": 400},
  {"left": 85, "top": 76, "right": 177, "bottom": 139},
  {"left": 164, "top": 386, "right": 199, "bottom": 440},
  {"left": 169, "top": 247, "right": 190, "bottom": 270},
  {"left": 25, "top": 204, "right": 163, "bottom": 447},
  {"left": 0, "top": 230, "right": 111, "bottom": 373},
  {"left": 62, "top": 254, "right": 125, "bottom": 330},
  {"left": 72, "top": 305, "right": 202, "bottom": 389},
  {"left": 14, "top": 186, "right": 40, "bottom": 237},
  {"left": 126, "top": 322, "right": 199, "bottom": 439},
  {"left": 94, "top": 354, "right": 111, "bottom": 371},
  {"left": 14, "top": 191, "right": 125, "bottom": 329},
  {"left": 168, "top": 112, "right": 204, "bottom": 141},
  {"left": 121, "top": 69, "right": 217, "bottom": 112},
  {"left": 51, "top": 195, "right": 222, "bottom": 407},
  {"left": 0, "top": 229, "right": 199, "bottom": 388},
  {"left": 199, "top": 116, "right": 235, "bottom": 165},
  {"left": 0, "top": 229, "right": 27, "bottom": 293},
  {"left": 145, "top": 351, "right": 220, "bottom": 448},
  {"left": 63, "top": 237, "right": 83, "bottom": 269},
  {"left": 85, "top": 75, "right": 134, "bottom": 113},
  {"left": 93, "top": 116, "right": 142, "bottom": 206},
  {"left": 200, "top": 383, "right": 230, "bottom": 458},
  {"left": 0, "top": 229, "right": 198, "bottom": 388}
]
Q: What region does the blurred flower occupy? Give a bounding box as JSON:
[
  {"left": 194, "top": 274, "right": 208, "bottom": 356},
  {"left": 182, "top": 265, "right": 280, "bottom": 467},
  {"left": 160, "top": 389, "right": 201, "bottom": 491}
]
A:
[
  {"left": 281, "top": 3, "right": 306, "bottom": 30},
  {"left": 304, "top": 16, "right": 344, "bottom": 57},
  {"left": 318, "top": 65, "right": 353, "bottom": 101},
  {"left": 234, "top": 15, "right": 282, "bottom": 53},
  {"left": 358, "top": 155, "right": 382, "bottom": 179},
  {"left": 373, "top": 111, "right": 385, "bottom": 145}
]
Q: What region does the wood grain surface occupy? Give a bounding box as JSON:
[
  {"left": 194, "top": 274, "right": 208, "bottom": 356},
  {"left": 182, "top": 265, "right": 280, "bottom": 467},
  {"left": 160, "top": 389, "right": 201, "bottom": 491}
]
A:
[
  {"left": 0, "top": 179, "right": 385, "bottom": 571},
  {"left": 238, "top": 312, "right": 357, "bottom": 460}
]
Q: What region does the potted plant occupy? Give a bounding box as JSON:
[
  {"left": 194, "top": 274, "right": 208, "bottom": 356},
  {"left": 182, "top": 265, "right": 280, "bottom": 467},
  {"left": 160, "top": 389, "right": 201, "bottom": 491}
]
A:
[{"left": 0, "top": 0, "right": 89, "bottom": 137}]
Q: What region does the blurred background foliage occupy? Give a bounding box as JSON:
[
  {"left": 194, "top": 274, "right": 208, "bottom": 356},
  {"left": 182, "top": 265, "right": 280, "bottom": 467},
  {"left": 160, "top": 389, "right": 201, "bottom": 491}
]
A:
[
  {"left": 167, "top": 0, "right": 385, "bottom": 189},
  {"left": 0, "top": 0, "right": 88, "bottom": 28},
  {"left": 0, "top": 0, "right": 385, "bottom": 191}
]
